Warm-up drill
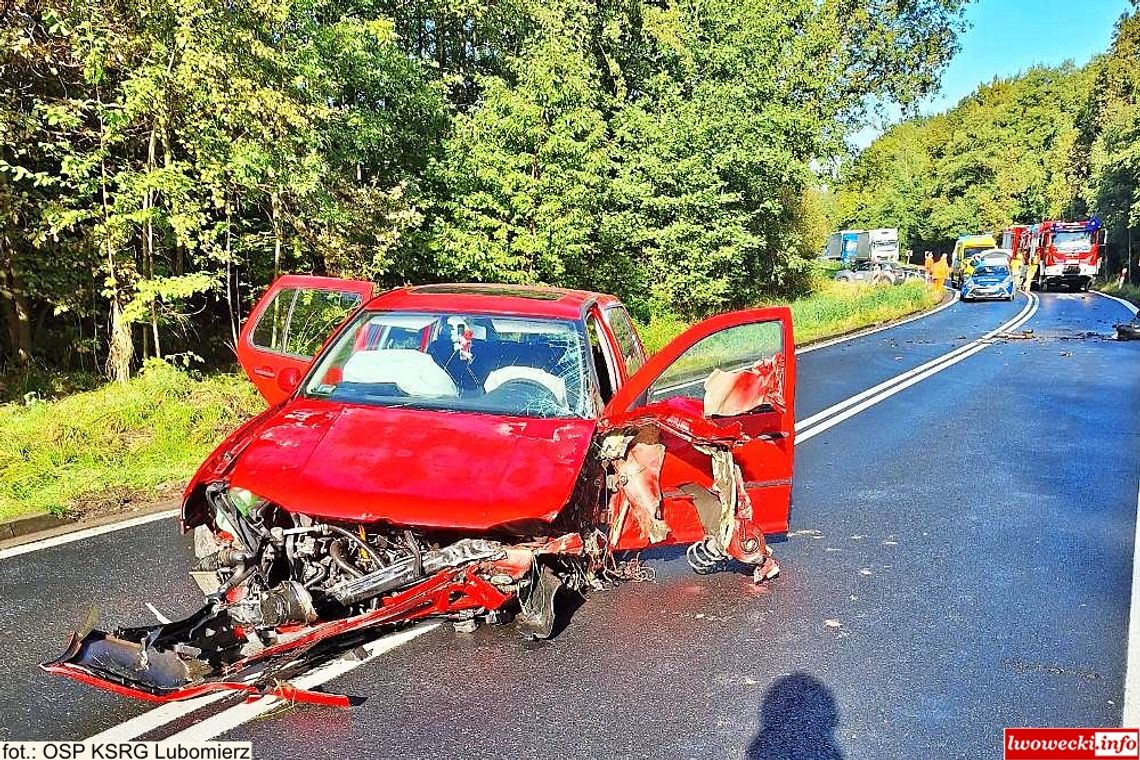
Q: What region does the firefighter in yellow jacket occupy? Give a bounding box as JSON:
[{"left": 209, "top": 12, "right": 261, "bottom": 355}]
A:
[
  {"left": 931, "top": 254, "right": 950, "bottom": 290},
  {"left": 1022, "top": 255, "right": 1038, "bottom": 293}
]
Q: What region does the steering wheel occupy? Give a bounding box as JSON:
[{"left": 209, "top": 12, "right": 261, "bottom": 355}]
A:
[{"left": 490, "top": 378, "right": 563, "bottom": 409}]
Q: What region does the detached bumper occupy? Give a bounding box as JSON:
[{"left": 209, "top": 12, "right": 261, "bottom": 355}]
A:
[{"left": 42, "top": 567, "right": 511, "bottom": 705}]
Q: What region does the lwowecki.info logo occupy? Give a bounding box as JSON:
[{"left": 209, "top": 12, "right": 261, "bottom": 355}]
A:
[{"left": 1005, "top": 728, "right": 1140, "bottom": 759}]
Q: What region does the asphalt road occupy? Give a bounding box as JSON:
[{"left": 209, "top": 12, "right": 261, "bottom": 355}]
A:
[{"left": 1, "top": 290, "right": 1138, "bottom": 759}]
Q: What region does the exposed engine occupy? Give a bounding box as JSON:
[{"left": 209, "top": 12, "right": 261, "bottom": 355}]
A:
[{"left": 194, "top": 483, "right": 545, "bottom": 643}]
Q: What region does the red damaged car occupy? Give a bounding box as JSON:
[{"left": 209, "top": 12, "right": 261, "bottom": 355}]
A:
[{"left": 45, "top": 277, "right": 796, "bottom": 705}]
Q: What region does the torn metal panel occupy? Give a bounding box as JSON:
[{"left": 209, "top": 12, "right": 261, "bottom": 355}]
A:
[
  {"left": 703, "top": 354, "right": 785, "bottom": 418},
  {"left": 605, "top": 439, "right": 669, "bottom": 546}
]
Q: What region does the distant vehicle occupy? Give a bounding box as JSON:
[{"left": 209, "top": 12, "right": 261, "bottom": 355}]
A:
[
  {"left": 834, "top": 260, "right": 903, "bottom": 285},
  {"left": 825, "top": 229, "right": 899, "bottom": 264},
  {"left": 1026, "top": 218, "right": 1106, "bottom": 291},
  {"left": 951, "top": 233, "right": 998, "bottom": 285},
  {"left": 997, "top": 225, "right": 1030, "bottom": 260},
  {"left": 971, "top": 248, "right": 1014, "bottom": 269},
  {"left": 826, "top": 230, "right": 869, "bottom": 263},
  {"left": 868, "top": 228, "right": 900, "bottom": 262},
  {"left": 961, "top": 253, "right": 1015, "bottom": 302}
]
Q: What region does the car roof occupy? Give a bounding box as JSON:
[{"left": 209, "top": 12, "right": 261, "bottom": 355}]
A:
[{"left": 364, "top": 283, "right": 620, "bottom": 320}]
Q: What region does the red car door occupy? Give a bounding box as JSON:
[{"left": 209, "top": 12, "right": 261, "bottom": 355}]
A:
[
  {"left": 237, "top": 275, "right": 375, "bottom": 405},
  {"left": 602, "top": 307, "right": 796, "bottom": 539}
]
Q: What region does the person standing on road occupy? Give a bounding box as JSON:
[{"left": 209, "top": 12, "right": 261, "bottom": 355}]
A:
[
  {"left": 1022, "top": 254, "right": 1038, "bottom": 293},
  {"left": 924, "top": 251, "right": 934, "bottom": 282},
  {"left": 931, "top": 254, "right": 950, "bottom": 290},
  {"left": 1010, "top": 252, "right": 1023, "bottom": 289}
]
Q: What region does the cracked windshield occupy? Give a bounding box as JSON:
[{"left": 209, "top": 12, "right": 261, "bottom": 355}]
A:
[{"left": 304, "top": 312, "right": 589, "bottom": 418}]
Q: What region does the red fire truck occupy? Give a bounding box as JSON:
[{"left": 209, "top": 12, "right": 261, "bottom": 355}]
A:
[
  {"left": 997, "top": 225, "right": 1030, "bottom": 259},
  {"left": 1025, "top": 218, "right": 1105, "bottom": 291}
]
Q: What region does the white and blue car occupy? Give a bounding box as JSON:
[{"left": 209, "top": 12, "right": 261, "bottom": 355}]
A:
[{"left": 961, "top": 253, "right": 1016, "bottom": 302}]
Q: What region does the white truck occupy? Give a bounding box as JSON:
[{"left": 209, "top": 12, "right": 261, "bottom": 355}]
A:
[
  {"left": 868, "top": 228, "right": 900, "bottom": 263},
  {"left": 825, "top": 228, "right": 899, "bottom": 263}
]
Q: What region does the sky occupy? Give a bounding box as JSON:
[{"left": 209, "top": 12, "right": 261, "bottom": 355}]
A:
[{"left": 853, "top": 0, "right": 1135, "bottom": 148}]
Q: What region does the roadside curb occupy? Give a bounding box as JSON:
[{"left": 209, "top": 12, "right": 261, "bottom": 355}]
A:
[
  {"left": 0, "top": 511, "right": 70, "bottom": 541},
  {"left": 0, "top": 498, "right": 180, "bottom": 555}
]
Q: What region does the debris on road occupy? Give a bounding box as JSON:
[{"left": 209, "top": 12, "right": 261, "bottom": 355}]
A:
[{"left": 1115, "top": 320, "right": 1140, "bottom": 341}]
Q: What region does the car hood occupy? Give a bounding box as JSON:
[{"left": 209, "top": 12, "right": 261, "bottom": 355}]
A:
[{"left": 225, "top": 399, "right": 597, "bottom": 532}]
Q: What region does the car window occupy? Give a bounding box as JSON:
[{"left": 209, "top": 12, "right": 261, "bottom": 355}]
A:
[
  {"left": 604, "top": 307, "right": 645, "bottom": 375},
  {"left": 251, "top": 288, "right": 363, "bottom": 358},
  {"left": 587, "top": 314, "right": 618, "bottom": 403},
  {"left": 647, "top": 320, "right": 783, "bottom": 406},
  {"left": 303, "top": 311, "right": 591, "bottom": 419}
]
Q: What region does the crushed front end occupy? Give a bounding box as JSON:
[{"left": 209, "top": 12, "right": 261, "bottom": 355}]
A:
[
  {"left": 44, "top": 395, "right": 781, "bottom": 705},
  {"left": 43, "top": 483, "right": 596, "bottom": 703}
]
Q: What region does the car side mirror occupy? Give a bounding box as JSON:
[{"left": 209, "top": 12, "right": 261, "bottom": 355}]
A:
[{"left": 277, "top": 367, "right": 302, "bottom": 394}]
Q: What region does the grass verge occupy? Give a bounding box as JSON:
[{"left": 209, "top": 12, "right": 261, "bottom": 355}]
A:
[
  {"left": 0, "top": 280, "right": 941, "bottom": 522},
  {"left": 1098, "top": 281, "right": 1140, "bottom": 311},
  {"left": 0, "top": 360, "right": 262, "bottom": 521},
  {"left": 637, "top": 279, "right": 942, "bottom": 353}
]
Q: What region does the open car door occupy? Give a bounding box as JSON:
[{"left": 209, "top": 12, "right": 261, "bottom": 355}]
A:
[
  {"left": 600, "top": 307, "right": 795, "bottom": 553},
  {"left": 237, "top": 275, "right": 374, "bottom": 405}
]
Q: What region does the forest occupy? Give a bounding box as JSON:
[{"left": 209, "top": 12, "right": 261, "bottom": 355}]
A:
[
  {"left": 0, "top": 0, "right": 970, "bottom": 380},
  {"left": 837, "top": 8, "right": 1140, "bottom": 280}
]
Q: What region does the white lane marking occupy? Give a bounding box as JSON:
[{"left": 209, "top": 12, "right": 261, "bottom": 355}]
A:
[
  {"left": 795, "top": 288, "right": 960, "bottom": 355},
  {"left": 649, "top": 288, "right": 963, "bottom": 397},
  {"left": 1093, "top": 289, "right": 1139, "bottom": 317},
  {"left": 85, "top": 691, "right": 236, "bottom": 743},
  {"left": 145, "top": 603, "right": 172, "bottom": 625},
  {"left": 1124, "top": 479, "right": 1140, "bottom": 727},
  {"left": 796, "top": 293, "right": 1036, "bottom": 434},
  {"left": 0, "top": 509, "right": 178, "bottom": 561},
  {"left": 161, "top": 623, "right": 440, "bottom": 742}
]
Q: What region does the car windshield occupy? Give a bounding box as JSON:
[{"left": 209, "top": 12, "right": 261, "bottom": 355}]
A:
[
  {"left": 973, "top": 265, "right": 1010, "bottom": 277},
  {"left": 302, "top": 311, "right": 591, "bottom": 419}
]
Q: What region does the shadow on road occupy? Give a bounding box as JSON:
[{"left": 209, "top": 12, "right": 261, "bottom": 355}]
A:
[{"left": 746, "top": 673, "right": 844, "bottom": 760}]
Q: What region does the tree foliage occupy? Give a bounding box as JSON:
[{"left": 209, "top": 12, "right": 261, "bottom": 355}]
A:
[
  {"left": 838, "top": 64, "right": 1094, "bottom": 255},
  {"left": 0, "top": 0, "right": 969, "bottom": 376},
  {"left": 838, "top": 6, "right": 1140, "bottom": 278}
]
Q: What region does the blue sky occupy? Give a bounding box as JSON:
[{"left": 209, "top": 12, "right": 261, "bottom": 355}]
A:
[{"left": 854, "top": 0, "right": 1134, "bottom": 147}]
